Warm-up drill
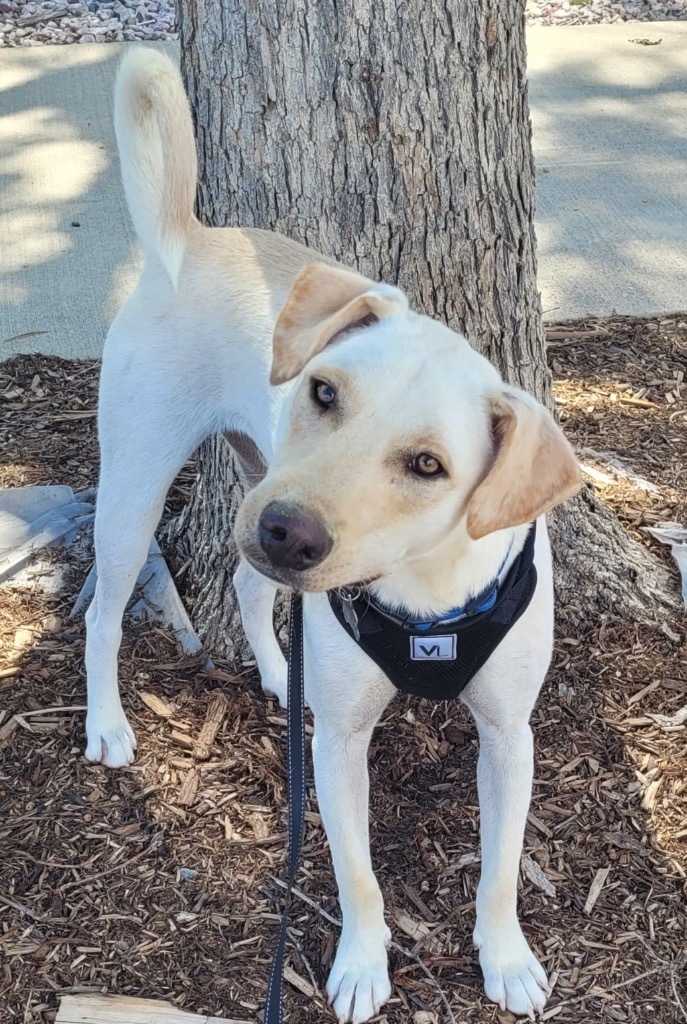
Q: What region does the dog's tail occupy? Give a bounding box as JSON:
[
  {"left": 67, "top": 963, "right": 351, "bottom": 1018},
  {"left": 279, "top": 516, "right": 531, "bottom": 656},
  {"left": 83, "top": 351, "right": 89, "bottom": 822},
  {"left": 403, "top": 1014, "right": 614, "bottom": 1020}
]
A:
[{"left": 114, "top": 47, "right": 197, "bottom": 287}]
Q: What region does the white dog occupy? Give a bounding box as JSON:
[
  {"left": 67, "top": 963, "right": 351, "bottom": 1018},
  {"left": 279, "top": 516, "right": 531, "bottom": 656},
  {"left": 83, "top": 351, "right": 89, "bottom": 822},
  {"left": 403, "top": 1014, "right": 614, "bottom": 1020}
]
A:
[{"left": 85, "top": 48, "right": 580, "bottom": 1023}]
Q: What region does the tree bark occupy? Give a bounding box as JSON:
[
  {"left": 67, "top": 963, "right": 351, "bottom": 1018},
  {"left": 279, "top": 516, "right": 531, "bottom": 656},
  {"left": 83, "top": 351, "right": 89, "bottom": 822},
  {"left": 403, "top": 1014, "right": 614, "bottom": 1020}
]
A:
[
  {"left": 167, "top": 436, "right": 254, "bottom": 664},
  {"left": 181, "top": 0, "right": 546, "bottom": 392},
  {"left": 173, "top": 0, "right": 680, "bottom": 656}
]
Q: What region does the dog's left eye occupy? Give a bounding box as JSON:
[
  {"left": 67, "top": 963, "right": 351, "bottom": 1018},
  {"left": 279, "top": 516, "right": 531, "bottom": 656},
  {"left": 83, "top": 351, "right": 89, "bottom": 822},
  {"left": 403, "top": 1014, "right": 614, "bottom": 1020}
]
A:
[
  {"left": 312, "top": 380, "right": 337, "bottom": 408},
  {"left": 409, "top": 453, "right": 444, "bottom": 477}
]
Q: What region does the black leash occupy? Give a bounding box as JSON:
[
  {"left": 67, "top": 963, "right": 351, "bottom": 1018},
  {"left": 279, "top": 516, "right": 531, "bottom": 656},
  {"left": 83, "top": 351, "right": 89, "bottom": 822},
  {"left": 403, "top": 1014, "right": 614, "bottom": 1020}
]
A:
[{"left": 264, "top": 591, "right": 306, "bottom": 1024}]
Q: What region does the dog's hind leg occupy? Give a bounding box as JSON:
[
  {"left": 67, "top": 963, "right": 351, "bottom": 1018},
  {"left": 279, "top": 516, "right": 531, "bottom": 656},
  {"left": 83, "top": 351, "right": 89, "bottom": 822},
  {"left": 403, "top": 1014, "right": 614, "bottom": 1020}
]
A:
[
  {"left": 233, "top": 559, "right": 287, "bottom": 707},
  {"left": 85, "top": 368, "right": 209, "bottom": 767}
]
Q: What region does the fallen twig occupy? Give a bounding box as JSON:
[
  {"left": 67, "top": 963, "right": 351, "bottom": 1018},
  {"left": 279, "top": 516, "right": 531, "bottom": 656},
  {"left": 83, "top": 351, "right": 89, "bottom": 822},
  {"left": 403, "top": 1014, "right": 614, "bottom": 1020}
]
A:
[
  {"left": 17, "top": 6, "right": 70, "bottom": 25},
  {"left": 619, "top": 395, "right": 658, "bottom": 409}
]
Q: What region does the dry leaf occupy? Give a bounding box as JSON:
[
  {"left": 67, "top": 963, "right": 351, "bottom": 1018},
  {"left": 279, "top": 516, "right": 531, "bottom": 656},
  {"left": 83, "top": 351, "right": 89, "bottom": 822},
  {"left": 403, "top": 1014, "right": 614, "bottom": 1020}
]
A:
[{"left": 393, "top": 910, "right": 433, "bottom": 941}]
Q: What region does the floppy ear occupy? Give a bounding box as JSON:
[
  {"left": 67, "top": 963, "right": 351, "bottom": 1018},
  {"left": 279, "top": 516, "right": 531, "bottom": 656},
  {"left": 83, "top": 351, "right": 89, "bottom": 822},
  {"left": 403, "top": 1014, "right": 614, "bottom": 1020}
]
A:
[
  {"left": 271, "top": 262, "right": 408, "bottom": 385},
  {"left": 466, "top": 388, "right": 581, "bottom": 540}
]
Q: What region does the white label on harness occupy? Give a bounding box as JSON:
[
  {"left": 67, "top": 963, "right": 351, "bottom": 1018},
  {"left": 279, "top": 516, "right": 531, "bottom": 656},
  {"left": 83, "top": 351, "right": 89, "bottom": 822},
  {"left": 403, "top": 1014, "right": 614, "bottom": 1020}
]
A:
[{"left": 410, "top": 635, "right": 457, "bottom": 660}]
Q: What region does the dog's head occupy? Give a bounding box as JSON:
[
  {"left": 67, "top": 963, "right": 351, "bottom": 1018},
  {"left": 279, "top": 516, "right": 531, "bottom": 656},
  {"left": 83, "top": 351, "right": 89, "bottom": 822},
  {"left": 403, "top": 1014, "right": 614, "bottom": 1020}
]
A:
[{"left": 235, "top": 263, "right": 581, "bottom": 592}]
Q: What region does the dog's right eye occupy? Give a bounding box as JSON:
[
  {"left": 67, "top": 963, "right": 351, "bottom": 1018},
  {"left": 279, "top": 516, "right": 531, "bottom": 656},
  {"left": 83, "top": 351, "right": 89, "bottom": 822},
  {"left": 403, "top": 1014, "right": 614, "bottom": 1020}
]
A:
[
  {"left": 408, "top": 453, "right": 445, "bottom": 478},
  {"left": 312, "top": 380, "right": 337, "bottom": 408}
]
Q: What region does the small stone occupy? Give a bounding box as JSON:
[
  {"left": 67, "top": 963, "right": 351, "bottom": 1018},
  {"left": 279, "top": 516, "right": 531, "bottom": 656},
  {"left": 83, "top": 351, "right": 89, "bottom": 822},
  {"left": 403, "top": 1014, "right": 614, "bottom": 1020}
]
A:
[
  {"left": 178, "top": 867, "right": 198, "bottom": 881},
  {"left": 78, "top": 30, "right": 94, "bottom": 38}
]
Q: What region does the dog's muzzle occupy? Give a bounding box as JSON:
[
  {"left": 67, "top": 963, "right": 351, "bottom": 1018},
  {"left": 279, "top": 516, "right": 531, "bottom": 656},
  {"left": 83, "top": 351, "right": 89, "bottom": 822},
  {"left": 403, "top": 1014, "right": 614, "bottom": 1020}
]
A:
[{"left": 258, "top": 502, "right": 333, "bottom": 572}]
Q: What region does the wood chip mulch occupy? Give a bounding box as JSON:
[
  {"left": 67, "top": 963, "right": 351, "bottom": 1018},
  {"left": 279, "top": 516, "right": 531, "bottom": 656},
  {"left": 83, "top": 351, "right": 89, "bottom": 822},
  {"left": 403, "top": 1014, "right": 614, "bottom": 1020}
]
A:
[
  {"left": 551, "top": 314, "right": 687, "bottom": 550},
  {"left": 1, "top": 318, "right": 686, "bottom": 1024}
]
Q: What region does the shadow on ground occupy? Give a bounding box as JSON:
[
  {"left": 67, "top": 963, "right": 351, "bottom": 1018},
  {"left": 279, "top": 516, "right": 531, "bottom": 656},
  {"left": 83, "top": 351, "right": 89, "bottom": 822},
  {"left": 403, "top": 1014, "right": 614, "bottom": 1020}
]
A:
[
  {"left": 0, "top": 44, "right": 175, "bottom": 360},
  {"left": 2, "top": 28, "right": 687, "bottom": 365},
  {"left": 528, "top": 25, "right": 687, "bottom": 319}
]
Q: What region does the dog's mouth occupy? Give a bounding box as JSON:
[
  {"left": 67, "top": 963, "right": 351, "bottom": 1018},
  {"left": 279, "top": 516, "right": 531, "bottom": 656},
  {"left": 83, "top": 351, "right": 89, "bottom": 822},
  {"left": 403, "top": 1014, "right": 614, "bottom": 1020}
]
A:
[
  {"left": 241, "top": 549, "right": 324, "bottom": 591},
  {"left": 239, "top": 539, "right": 381, "bottom": 594},
  {"left": 243, "top": 549, "right": 381, "bottom": 595}
]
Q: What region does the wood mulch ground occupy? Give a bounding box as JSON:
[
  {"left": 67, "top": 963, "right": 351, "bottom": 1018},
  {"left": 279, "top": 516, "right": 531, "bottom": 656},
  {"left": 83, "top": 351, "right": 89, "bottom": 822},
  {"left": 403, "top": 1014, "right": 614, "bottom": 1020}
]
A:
[{"left": 1, "top": 316, "right": 686, "bottom": 1024}]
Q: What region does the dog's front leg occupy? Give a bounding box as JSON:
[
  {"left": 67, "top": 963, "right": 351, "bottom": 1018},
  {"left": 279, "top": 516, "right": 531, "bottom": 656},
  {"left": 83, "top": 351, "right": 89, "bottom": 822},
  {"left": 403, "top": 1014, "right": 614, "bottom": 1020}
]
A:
[
  {"left": 312, "top": 720, "right": 391, "bottom": 1024},
  {"left": 469, "top": 713, "right": 548, "bottom": 1017}
]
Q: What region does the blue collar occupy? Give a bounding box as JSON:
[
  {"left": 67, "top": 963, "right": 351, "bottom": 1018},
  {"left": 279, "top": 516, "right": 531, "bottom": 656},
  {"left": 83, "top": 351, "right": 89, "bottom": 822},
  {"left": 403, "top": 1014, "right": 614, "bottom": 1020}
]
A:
[{"left": 360, "top": 538, "right": 515, "bottom": 633}]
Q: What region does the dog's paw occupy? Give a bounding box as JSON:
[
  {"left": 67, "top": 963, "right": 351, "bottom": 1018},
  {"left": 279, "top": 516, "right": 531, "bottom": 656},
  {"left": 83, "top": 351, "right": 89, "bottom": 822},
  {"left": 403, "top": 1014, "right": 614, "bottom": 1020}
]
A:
[
  {"left": 476, "top": 924, "right": 548, "bottom": 1019},
  {"left": 85, "top": 713, "right": 137, "bottom": 768},
  {"left": 327, "top": 927, "right": 391, "bottom": 1024}
]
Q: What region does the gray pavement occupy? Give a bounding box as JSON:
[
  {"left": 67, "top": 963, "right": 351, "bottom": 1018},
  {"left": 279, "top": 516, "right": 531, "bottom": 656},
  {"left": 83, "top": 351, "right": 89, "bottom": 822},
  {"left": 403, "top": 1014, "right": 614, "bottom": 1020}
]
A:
[
  {"left": 0, "top": 42, "right": 174, "bottom": 360},
  {"left": 528, "top": 24, "right": 687, "bottom": 321},
  {"left": 1, "top": 26, "right": 686, "bottom": 361}
]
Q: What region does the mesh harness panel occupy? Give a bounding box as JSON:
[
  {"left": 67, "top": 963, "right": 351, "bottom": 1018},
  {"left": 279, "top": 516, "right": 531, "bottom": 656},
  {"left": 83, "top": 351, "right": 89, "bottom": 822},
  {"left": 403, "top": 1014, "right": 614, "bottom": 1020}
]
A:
[{"left": 328, "top": 524, "right": 538, "bottom": 701}]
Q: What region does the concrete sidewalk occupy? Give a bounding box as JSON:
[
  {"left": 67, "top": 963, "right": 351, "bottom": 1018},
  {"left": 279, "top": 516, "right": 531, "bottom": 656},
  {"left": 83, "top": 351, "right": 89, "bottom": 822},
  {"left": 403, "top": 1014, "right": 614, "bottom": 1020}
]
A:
[
  {"left": 1, "top": 26, "right": 686, "bottom": 361},
  {"left": 0, "top": 42, "right": 175, "bottom": 360},
  {"left": 527, "top": 24, "right": 687, "bottom": 322}
]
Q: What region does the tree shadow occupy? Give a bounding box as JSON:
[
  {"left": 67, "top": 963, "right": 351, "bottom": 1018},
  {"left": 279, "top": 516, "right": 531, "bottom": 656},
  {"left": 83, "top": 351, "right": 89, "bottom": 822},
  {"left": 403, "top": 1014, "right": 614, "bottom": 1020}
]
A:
[
  {"left": 0, "top": 42, "right": 174, "bottom": 360},
  {"left": 2, "top": 31, "right": 687, "bottom": 362},
  {"left": 527, "top": 26, "right": 687, "bottom": 319}
]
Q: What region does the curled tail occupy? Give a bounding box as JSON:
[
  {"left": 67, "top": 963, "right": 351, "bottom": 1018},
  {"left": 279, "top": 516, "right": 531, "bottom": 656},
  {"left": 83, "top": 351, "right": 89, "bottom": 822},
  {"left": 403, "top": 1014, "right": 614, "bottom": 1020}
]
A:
[{"left": 114, "top": 47, "right": 197, "bottom": 286}]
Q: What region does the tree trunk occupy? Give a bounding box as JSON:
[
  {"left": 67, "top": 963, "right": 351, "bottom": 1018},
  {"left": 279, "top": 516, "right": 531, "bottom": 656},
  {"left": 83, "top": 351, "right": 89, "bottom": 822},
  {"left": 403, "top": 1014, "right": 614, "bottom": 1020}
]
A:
[
  {"left": 167, "top": 437, "right": 253, "bottom": 664},
  {"left": 173, "top": 0, "right": 680, "bottom": 657}
]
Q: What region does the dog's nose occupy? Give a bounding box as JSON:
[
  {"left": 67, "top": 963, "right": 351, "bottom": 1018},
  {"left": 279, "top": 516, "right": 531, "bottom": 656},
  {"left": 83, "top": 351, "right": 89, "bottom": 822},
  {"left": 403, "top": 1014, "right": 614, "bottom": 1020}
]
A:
[{"left": 258, "top": 502, "right": 333, "bottom": 571}]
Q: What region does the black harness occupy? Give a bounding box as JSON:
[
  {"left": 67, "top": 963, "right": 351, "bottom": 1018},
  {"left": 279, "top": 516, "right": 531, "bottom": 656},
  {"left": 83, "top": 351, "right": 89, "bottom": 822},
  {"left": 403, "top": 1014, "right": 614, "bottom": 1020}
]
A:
[{"left": 328, "top": 524, "right": 538, "bottom": 701}]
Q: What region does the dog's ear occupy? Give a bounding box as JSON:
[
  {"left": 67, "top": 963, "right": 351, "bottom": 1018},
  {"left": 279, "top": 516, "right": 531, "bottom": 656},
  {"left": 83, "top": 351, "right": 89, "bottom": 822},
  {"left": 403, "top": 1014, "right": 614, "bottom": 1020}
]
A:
[
  {"left": 270, "top": 262, "right": 408, "bottom": 385},
  {"left": 466, "top": 388, "right": 581, "bottom": 540}
]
